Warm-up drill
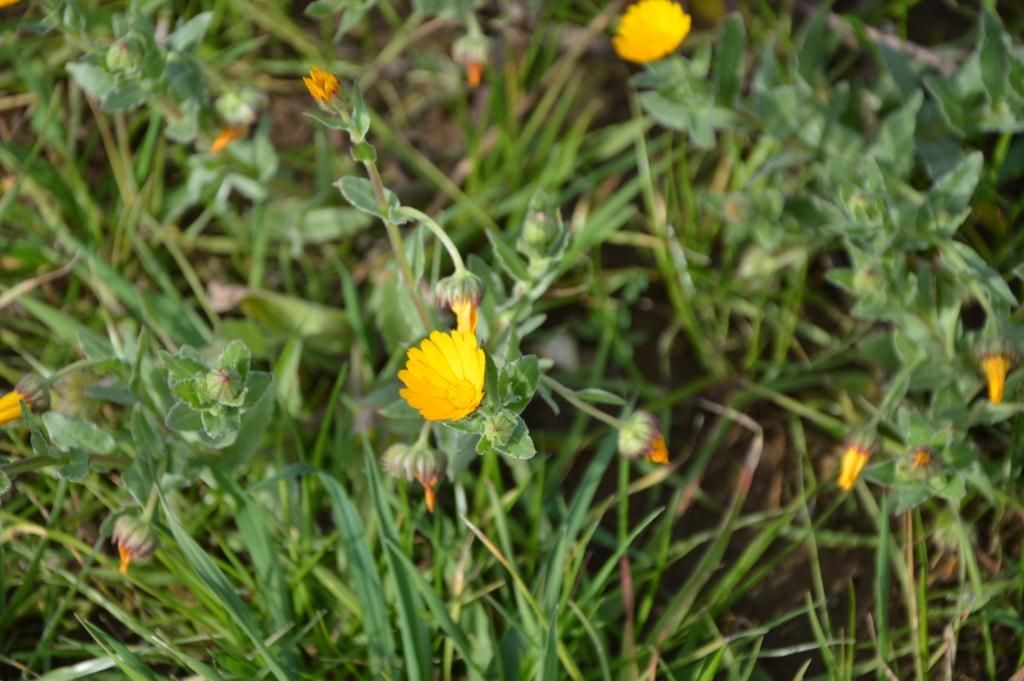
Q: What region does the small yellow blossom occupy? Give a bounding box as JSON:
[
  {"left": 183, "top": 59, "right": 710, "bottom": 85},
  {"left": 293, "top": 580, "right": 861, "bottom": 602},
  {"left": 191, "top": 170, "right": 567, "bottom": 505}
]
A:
[
  {"left": 613, "top": 0, "right": 692, "bottom": 64},
  {"left": 837, "top": 443, "right": 871, "bottom": 491},
  {"left": 399, "top": 330, "right": 485, "bottom": 421},
  {"left": 980, "top": 352, "right": 1012, "bottom": 405},
  {"left": 210, "top": 126, "right": 245, "bottom": 153},
  {"left": 303, "top": 66, "right": 340, "bottom": 104},
  {"left": 0, "top": 0, "right": 21, "bottom": 8}
]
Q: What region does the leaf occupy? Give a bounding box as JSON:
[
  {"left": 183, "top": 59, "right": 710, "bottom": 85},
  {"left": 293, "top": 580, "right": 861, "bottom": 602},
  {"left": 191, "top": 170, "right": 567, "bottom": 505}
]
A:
[
  {"left": 486, "top": 227, "right": 531, "bottom": 283},
  {"left": 572, "top": 388, "right": 625, "bottom": 406},
  {"left": 56, "top": 450, "right": 90, "bottom": 482},
  {"left": 498, "top": 355, "right": 539, "bottom": 414},
  {"left": 66, "top": 62, "right": 114, "bottom": 100},
  {"left": 200, "top": 407, "right": 239, "bottom": 440},
  {"left": 497, "top": 415, "right": 536, "bottom": 460},
  {"left": 165, "top": 402, "right": 202, "bottom": 432},
  {"left": 42, "top": 412, "right": 115, "bottom": 454},
  {"left": 351, "top": 85, "right": 372, "bottom": 142},
  {"left": 243, "top": 371, "right": 272, "bottom": 408},
  {"left": 161, "top": 500, "right": 291, "bottom": 681},
  {"left": 273, "top": 337, "right": 303, "bottom": 417},
  {"left": 78, "top": 618, "right": 159, "bottom": 681},
  {"left": 335, "top": 176, "right": 400, "bottom": 222},
  {"left": 713, "top": 13, "right": 746, "bottom": 106},
  {"left": 216, "top": 339, "right": 251, "bottom": 380},
  {"left": 872, "top": 90, "right": 922, "bottom": 178},
  {"left": 979, "top": 11, "right": 1008, "bottom": 104},
  {"left": 161, "top": 350, "right": 207, "bottom": 382},
  {"left": 166, "top": 12, "right": 214, "bottom": 52},
  {"left": 303, "top": 110, "right": 350, "bottom": 131}
]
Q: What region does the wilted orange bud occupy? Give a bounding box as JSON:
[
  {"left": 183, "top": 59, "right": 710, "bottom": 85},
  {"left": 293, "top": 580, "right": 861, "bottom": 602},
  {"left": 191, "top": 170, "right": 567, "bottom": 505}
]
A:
[{"left": 211, "top": 126, "right": 245, "bottom": 153}]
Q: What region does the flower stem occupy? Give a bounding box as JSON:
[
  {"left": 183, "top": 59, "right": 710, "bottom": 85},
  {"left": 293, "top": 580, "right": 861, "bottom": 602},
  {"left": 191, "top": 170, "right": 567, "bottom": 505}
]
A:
[
  {"left": 141, "top": 483, "right": 159, "bottom": 523},
  {"left": 361, "top": 159, "right": 432, "bottom": 333},
  {"left": 398, "top": 206, "right": 466, "bottom": 272},
  {"left": 540, "top": 375, "right": 626, "bottom": 429}
]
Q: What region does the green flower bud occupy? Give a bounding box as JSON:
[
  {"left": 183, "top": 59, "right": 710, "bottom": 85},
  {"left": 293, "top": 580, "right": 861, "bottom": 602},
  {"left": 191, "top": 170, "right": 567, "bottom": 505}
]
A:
[
  {"left": 435, "top": 269, "right": 484, "bottom": 309},
  {"left": 382, "top": 441, "right": 447, "bottom": 512},
  {"left": 618, "top": 411, "right": 668, "bottom": 464},
  {"left": 204, "top": 369, "right": 240, "bottom": 404},
  {"left": 105, "top": 39, "right": 140, "bottom": 72},
  {"left": 482, "top": 409, "right": 517, "bottom": 445},
  {"left": 112, "top": 514, "right": 159, "bottom": 574},
  {"left": 517, "top": 191, "right": 566, "bottom": 262},
  {"left": 14, "top": 373, "right": 50, "bottom": 413}
]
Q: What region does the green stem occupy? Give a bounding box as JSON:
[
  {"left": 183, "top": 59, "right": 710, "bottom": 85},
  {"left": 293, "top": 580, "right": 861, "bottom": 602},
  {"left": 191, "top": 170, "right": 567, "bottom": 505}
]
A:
[
  {"left": 398, "top": 206, "right": 466, "bottom": 272},
  {"left": 44, "top": 357, "right": 118, "bottom": 386},
  {"left": 0, "top": 453, "right": 129, "bottom": 477},
  {"left": 362, "top": 159, "right": 433, "bottom": 332},
  {"left": 540, "top": 375, "right": 626, "bottom": 429},
  {"left": 141, "top": 483, "right": 159, "bottom": 523}
]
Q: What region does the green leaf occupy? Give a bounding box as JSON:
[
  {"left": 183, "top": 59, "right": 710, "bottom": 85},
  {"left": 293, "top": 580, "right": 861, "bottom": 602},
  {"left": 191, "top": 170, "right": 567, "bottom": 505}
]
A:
[
  {"left": 243, "top": 371, "right": 272, "bottom": 408},
  {"left": 486, "top": 228, "right": 531, "bottom": 283},
  {"left": 161, "top": 500, "right": 292, "bottom": 681},
  {"left": 713, "top": 13, "right": 746, "bottom": 106},
  {"left": 56, "top": 450, "right": 90, "bottom": 482},
  {"left": 166, "top": 12, "right": 213, "bottom": 52},
  {"left": 66, "top": 62, "right": 114, "bottom": 100},
  {"left": 161, "top": 350, "right": 207, "bottom": 382},
  {"left": 78, "top": 618, "right": 159, "bottom": 681},
  {"left": 170, "top": 376, "right": 214, "bottom": 410},
  {"left": 165, "top": 402, "right": 202, "bottom": 432},
  {"left": 498, "top": 355, "right": 539, "bottom": 414},
  {"left": 351, "top": 84, "right": 372, "bottom": 142},
  {"left": 496, "top": 415, "right": 536, "bottom": 460},
  {"left": 335, "top": 176, "right": 400, "bottom": 222},
  {"left": 200, "top": 407, "right": 239, "bottom": 439},
  {"left": 979, "top": 11, "right": 1008, "bottom": 104},
  {"left": 273, "top": 337, "right": 303, "bottom": 417},
  {"left": 572, "top": 388, "right": 626, "bottom": 406},
  {"left": 0, "top": 470, "right": 10, "bottom": 499},
  {"left": 42, "top": 412, "right": 115, "bottom": 454},
  {"left": 216, "top": 339, "right": 251, "bottom": 380},
  {"left": 102, "top": 81, "right": 148, "bottom": 112},
  {"left": 350, "top": 141, "right": 377, "bottom": 164}
]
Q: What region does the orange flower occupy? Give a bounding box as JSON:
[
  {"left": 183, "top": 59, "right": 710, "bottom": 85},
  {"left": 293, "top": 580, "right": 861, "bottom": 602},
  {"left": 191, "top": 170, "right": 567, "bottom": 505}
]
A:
[
  {"left": 303, "top": 66, "right": 340, "bottom": 104},
  {"left": 911, "top": 447, "right": 933, "bottom": 469},
  {"left": 211, "top": 126, "right": 245, "bottom": 153}
]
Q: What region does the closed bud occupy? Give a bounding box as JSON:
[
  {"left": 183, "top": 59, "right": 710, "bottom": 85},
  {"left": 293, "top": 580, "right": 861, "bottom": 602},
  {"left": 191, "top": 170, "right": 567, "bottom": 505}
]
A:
[
  {"left": 105, "top": 39, "right": 140, "bottom": 72},
  {"left": 112, "top": 514, "right": 159, "bottom": 574},
  {"left": 483, "top": 409, "right": 517, "bottom": 444},
  {"left": 14, "top": 374, "right": 50, "bottom": 413},
  {"left": 204, "top": 369, "right": 240, "bottom": 404},
  {"left": 382, "top": 441, "right": 447, "bottom": 513},
  {"left": 436, "top": 270, "right": 484, "bottom": 335},
  {"left": 618, "top": 411, "right": 669, "bottom": 464},
  {"left": 452, "top": 33, "right": 489, "bottom": 89},
  {"left": 517, "top": 190, "right": 566, "bottom": 262}
]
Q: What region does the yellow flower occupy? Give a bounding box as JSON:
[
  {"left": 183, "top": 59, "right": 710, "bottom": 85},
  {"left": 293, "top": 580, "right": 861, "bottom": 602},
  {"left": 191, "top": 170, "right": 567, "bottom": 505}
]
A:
[
  {"left": 0, "top": 0, "right": 21, "bottom": 7},
  {"left": 303, "top": 66, "right": 340, "bottom": 104},
  {"left": 648, "top": 434, "right": 669, "bottom": 464},
  {"left": 980, "top": 352, "right": 1012, "bottom": 405},
  {"left": 837, "top": 443, "right": 871, "bottom": 491},
  {"left": 399, "top": 330, "right": 485, "bottom": 421},
  {"left": 0, "top": 374, "right": 50, "bottom": 426},
  {"left": 211, "top": 126, "right": 245, "bottom": 153},
  {"left": 613, "top": 0, "right": 692, "bottom": 64}
]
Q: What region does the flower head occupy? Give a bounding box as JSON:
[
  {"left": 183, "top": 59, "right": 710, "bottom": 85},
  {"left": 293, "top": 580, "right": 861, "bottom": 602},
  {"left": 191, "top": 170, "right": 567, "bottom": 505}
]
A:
[
  {"left": 979, "top": 351, "right": 1013, "bottom": 405},
  {"left": 383, "top": 442, "right": 448, "bottom": 512},
  {"left": 618, "top": 410, "right": 669, "bottom": 464},
  {"left": 452, "top": 33, "right": 489, "bottom": 90},
  {"left": 837, "top": 442, "right": 871, "bottom": 491},
  {"left": 211, "top": 126, "right": 246, "bottom": 153},
  {"left": 436, "top": 270, "right": 484, "bottom": 336},
  {"left": 911, "top": 447, "right": 934, "bottom": 470},
  {"left": 112, "top": 514, "right": 159, "bottom": 574},
  {"left": 613, "top": 0, "right": 692, "bottom": 64},
  {"left": 399, "top": 330, "right": 485, "bottom": 421},
  {"left": 0, "top": 0, "right": 22, "bottom": 8},
  {"left": 0, "top": 374, "right": 50, "bottom": 426},
  {"left": 303, "top": 66, "right": 340, "bottom": 104}
]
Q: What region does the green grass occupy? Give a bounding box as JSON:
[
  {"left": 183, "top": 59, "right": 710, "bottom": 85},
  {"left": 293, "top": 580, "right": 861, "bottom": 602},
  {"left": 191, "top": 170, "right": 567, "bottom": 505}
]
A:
[{"left": 3, "top": 0, "right": 1024, "bottom": 679}]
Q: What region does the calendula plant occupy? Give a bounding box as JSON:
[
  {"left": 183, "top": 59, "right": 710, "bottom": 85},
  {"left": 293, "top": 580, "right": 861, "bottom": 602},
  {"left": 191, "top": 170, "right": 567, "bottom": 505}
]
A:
[{"left": 302, "top": 65, "right": 670, "bottom": 510}]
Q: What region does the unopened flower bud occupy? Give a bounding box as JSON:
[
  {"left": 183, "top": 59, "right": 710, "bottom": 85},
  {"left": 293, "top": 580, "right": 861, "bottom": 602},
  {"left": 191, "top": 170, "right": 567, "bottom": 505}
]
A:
[
  {"left": 837, "top": 440, "right": 872, "bottom": 491},
  {"left": 517, "top": 191, "right": 566, "bottom": 262},
  {"left": 105, "top": 39, "right": 140, "bottom": 72},
  {"left": 483, "top": 409, "right": 517, "bottom": 444},
  {"left": 0, "top": 374, "right": 50, "bottom": 426},
  {"left": 618, "top": 411, "right": 669, "bottom": 464},
  {"left": 452, "top": 33, "right": 489, "bottom": 90},
  {"left": 382, "top": 441, "right": 447, "bottom": 513},
  {"left": 112, "top": 514, "right": 159, "bottom": 574},
  {"left": 436, "top": 270, "right": 484, "bottom": 335}
]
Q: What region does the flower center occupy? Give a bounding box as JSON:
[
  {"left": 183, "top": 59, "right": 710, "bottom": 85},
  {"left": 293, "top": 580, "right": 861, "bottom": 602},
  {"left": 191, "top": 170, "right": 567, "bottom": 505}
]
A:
[{"left": 446, "top": 379, "right": 477, "bottom": 408}]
